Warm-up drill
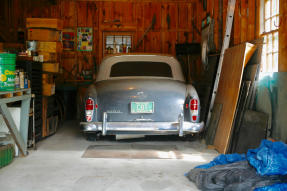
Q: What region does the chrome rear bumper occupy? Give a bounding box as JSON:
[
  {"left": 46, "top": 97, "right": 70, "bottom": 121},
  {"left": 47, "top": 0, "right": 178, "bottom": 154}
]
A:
[{"left": 81, "top": 113, "right": 204, "bottom": 136}]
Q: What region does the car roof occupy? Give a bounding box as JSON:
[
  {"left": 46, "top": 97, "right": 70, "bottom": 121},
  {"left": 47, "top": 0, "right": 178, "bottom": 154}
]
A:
[
  {"left": 102, "top": 53, "right": 175, "bottom": 59},
  {"left": 96, "top": 54, "right": 185, "bottom": 82}
]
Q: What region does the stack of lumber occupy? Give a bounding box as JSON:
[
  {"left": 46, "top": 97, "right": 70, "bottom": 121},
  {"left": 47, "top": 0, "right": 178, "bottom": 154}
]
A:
[
  {"left": 228, "top": 39, "right": 267, "bottom": 153},
  {"left": 26, "top": 18, "right": 62, "bottom": 96},
  {"left": 42, "top": 74, "right": 55, "bottom": 97},
  {"left": 206, "top": 42, "right": 257, "bottom": 154},
  {"left": 206, "top": 39, "right": 268, "bottom": 154},
  {"left": 26, "top": 18, "right": 62, "bottom": 138}
]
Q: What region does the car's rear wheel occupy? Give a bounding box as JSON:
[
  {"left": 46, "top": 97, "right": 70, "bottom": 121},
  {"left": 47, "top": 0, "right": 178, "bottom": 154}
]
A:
[
  {"left": 182, "top": 133, "right": 198, "bottom": 141},
  {"left": 84, "top": 132, "right": 100, "bottom": 141}
]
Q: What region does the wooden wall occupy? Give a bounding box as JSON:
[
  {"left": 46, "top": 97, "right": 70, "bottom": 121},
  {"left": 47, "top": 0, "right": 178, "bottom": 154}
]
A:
[
  {"left": 200, "top": 0, "right": 259, "bottom": 52},
  {"left": 204, "top": 0, "right": 287, "bottom": 72},
  {"left": 0, "top": 0, "right": 205, "bottom": 81},
  {"left": 279, "top": 0, "right": 287, "bottom": 72},
  {"left": 1, "top": 0, "right": 286, "bottom": 79}
]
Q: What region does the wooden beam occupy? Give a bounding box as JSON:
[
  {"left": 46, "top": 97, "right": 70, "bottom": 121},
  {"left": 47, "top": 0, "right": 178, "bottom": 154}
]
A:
[{"left": 76, "top": 0, "right": 198, "bottom": 2}]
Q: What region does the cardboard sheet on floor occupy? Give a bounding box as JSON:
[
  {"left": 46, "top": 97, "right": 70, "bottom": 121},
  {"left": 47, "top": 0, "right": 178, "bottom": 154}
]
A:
[
  {"left": 82, "top": 144, "right": 183, "bottom": 159},
  {"left": 213, "top": 43, "right": 256, "bottom": 153}
]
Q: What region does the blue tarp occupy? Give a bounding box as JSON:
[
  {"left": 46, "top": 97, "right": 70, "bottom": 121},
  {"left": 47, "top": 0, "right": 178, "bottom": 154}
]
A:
[
  {"left": 196, "top": 139, "right": 287, "bottom": 176},
  {"left": 190, "top": 140, "right": 287, "bottom": 190},
  {"left": 255, "top": 183, "right": 287, "bottom": 191},
  {"left": 247, "top": 139, "right": 287, "bottom": 176}
]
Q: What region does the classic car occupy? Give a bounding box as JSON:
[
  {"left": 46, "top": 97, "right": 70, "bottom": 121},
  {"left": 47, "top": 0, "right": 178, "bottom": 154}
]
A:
[{"left": 80, "top": 54, "right": 204, "bottom": 139}]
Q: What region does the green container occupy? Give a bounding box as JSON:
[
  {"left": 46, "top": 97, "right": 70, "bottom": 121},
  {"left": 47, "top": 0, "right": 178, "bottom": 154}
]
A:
[
  {"left": 0, "top": 144, "right": 14, "bottom": 168},
  {"left": 0, "top": 53, "right": 16, "bottom": 91}
]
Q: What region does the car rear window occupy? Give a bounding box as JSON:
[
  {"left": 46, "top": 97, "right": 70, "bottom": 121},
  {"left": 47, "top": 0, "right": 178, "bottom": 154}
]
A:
[{"left": 110, "top": 61, "right": 173, "bottom": 77}]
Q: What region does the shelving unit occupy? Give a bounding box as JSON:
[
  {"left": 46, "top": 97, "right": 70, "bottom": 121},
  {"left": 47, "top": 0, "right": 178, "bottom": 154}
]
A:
[
  {"left": 0, "top": 89, "right": 31, "bottom": 156},
  {"left": 16, "top": 60, "right": 43, "bottom": 142},
  {"left": 25, "top": 18, "right": 62, "bottom": 138}
]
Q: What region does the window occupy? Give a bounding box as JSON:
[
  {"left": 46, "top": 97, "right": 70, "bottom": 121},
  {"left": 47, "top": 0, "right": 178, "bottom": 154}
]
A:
[
  {"left": 261, "top": 0, "right": 279, "bottom": 74},
  {"left": 104, "top": 34, "right": 132, "bottom": 55},
  {"left": 110, "top": 62, "right": 173, "bottom": 78}
]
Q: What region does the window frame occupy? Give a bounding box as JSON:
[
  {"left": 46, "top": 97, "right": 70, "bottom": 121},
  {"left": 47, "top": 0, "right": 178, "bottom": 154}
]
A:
[
  {"left": 103, "top": 32, "right": 134, "bottom": 57},
  {"left": 260, "top": 0, "right": 279, "bottom": 73}
]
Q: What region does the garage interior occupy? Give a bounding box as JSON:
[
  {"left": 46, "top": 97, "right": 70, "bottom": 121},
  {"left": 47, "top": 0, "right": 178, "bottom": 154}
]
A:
[{"left": 0, "top": 0, "right": 287, "bottom": 190}]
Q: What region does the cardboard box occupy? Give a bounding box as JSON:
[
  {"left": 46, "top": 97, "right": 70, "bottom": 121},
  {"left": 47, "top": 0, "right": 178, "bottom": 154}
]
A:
[
  {"left": 28, "top": 29, "right": 61, "bottom": 42},
  {"left": 26, "top": 18, "right": 63, "bottom": 30},
  {"left": 37, "top": 42, "right": 62, "bottom": 53},
  {"left": 42, "top": 74, "right": 55, "bottom": 84},
  {"left": 43, "top": 63, "right": 59, "bottom": 73},
  {"left": 42, "top": 83, "right": 55, "bottom": 96},
  {"left": 38, "top": 52, "right": 57, "bottom": 62}
]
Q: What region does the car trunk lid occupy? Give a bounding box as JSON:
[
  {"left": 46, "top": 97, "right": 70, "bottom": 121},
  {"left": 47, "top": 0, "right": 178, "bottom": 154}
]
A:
[{"left": 95, "top": 79, "right": 186, "bottom": 122}]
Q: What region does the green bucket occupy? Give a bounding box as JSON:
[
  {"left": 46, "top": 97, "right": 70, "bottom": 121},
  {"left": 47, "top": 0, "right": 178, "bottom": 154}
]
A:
[
  {"left": 0, "top": 53, "right": 16, "bottom": 91},
  {"left": 0, "top": 144, "right": 14, "bottom": 168}
]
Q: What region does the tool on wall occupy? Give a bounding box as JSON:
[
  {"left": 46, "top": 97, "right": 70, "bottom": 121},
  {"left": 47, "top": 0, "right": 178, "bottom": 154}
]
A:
[
  {"left": 206, "top": 0, "right": 237, "bottom": 127},
  {"left": 192, "top": 19, "right": 201, "bottom": 36},
  {"left": 190, "top": 16, "right": 201, "bottom": 44},
  {"left": 201, "top": 15, "right": 215, "bottom": 69},
  {"left": 133, "top": 14, "right": 156, "bottom": 51},
  {"left": 166, "top": 14, "right": 171, "bottom": 29}
]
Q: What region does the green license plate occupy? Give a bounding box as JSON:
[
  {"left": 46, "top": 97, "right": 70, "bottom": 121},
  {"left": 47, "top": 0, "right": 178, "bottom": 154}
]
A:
[{"left": 131, "top": 102, "right": 154, "bottom": 114}]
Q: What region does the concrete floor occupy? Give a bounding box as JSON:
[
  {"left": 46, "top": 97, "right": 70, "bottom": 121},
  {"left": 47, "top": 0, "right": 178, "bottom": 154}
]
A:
[{"left": 0, "top": 121, "right": 218, "bottom": 191}]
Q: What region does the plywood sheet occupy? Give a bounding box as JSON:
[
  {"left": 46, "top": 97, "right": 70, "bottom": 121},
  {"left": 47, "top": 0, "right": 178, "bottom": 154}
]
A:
[{"left": 213, "top": 43, "right": 256, "bottom": 154}]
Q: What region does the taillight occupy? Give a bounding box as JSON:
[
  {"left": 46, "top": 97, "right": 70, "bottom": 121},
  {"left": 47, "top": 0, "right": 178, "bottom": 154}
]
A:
[
  {"left": 190, "top": 99, "right": 198, "bottom": 110},
  {"left": 85, "top": 98, "right": 94, "bottom": 122},
  {"left": 86, "top": 99, "right": 94, "bottom": 110},
  {"left": 190, "top": 98, "right": 199, "bottom": 122}
]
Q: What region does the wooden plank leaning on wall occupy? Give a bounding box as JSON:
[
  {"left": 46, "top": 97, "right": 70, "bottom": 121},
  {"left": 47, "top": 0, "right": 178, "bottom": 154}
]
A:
[{"left": 212, "top": 42, "right": 256, "bottom": 154}]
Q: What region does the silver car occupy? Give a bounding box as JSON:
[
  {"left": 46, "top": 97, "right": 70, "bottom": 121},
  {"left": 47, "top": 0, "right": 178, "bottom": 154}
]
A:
[{"left": 80, "top": 54, "right": 204, "bottom": 138}]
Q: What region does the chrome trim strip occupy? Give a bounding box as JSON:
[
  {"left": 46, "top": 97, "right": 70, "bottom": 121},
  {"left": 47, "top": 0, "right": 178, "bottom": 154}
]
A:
[
  {"left": 81, "top": 121, "right": 204, "bottom": 135},
  {"left": 102, "top": 112, "right": 107, "bottom": 136},
  {"left": 178, "top": 113, "right": 184, "bottom": 137}
]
